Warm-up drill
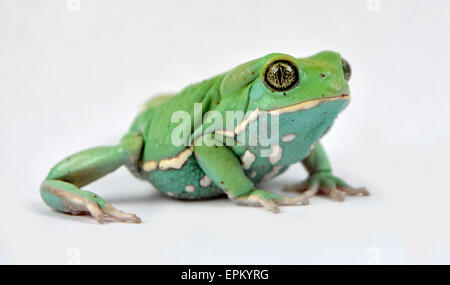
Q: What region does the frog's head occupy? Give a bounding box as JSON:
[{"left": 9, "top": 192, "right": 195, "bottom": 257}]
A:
[
  {"left": 216, "top": 52, "right": 351, "bottom": 160},
  {"left": 221, "top": 51, "right": 351, "bottom": 114}
]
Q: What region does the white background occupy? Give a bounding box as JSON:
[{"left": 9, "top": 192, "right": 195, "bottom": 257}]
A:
[{"left": 1, "top": 0, "right": 449, "bottom": 264}]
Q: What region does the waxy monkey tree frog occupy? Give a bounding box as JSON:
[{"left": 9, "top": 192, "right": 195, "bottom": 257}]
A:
[{"left": 40, "top": 51, "right": 368, "bottom": 223}]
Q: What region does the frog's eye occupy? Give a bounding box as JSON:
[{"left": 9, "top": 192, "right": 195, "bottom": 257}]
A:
[{"left": 263, "top": 60, "right": 299, "bottom": 92}]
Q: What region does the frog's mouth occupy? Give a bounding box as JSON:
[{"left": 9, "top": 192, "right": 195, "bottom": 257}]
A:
[
  {"left": 234, "top": 94, "right": 350, "bottom": 134},
  {"left": 267, "top": 94, "right": 350, "bottom": 115}
]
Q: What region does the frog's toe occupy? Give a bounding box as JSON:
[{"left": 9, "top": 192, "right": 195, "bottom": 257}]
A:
[
  {"left": 283, "top": 174, "right": 369, "bottom": 202},
  {"left": 232, "top": 189, "right": 308, "bottom": 213},
  {"left": 334, "top": 177, "right": 370, "bottom": 197},
  {"left": 79, "top": 201, "right": 141, "bottom": 224},
  {"left": 101, "top": 203, "right": 142, "bottom": 223},
  {"left": 59, "top": 194, "right": 107, "bottom": 224},
  {"left": 275, "top": 195, "right": 310, "bottom": 206},
  {"left": 321, "top": 187, "right": 346, "bottom": 201},
  {"left": 234, "top": 193, "right": 280, "bottom": 213},
  {"left": 282, "top": 180, "right": 310, "bottom": 193},
  {"left": 337, "top": 186, "right": 370, "bottom": 196},
  {"left": 259, "top": 198, "right": 280, "bottom": 214},
  {"left": 283, "top": 180, "right": 320, "bottom": 199},
  {"left": 63, "top": 197, "right": 141, "bottom": 224},
  {"left": 84, "top": 199, "right": 106, "bottom": 224}
]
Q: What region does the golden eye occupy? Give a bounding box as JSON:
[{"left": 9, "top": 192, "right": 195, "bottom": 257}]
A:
[{"left": 263, "top": 60, "right": 299, "bottom": 92}]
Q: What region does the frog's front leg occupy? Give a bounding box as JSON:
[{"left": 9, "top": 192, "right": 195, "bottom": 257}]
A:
[
  {"left": 284, "top": 142, "right": 369, "bottom": 201},
  {"left": 40, "top": 131, "right": 143, "bottom": 223},
  {"left": 194, "top": 135, "right": 308, "bottom": 213}
]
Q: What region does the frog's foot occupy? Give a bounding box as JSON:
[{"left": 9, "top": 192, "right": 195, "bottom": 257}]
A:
[
  {"left": 63, "top": 196, "right": 141, "bottom": 224},
  {"left": 283, "top": 172, "right": 369, "bottom": 202},
  {"left": 66, "top": 198, "right": 141, "bottom": 224},
  {"left": 232, "top": 189, "right": 309, "bottom": 213},
  {"left": 101, "top": 203, "right": 142, "bottom": 224},
  {"left": 40, "top": 180, "right": 142, "bottom": 224}
]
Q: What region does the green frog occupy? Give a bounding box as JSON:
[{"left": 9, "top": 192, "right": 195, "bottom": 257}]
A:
[{"left": 40, "top": 51, "right": 368, "bottom": 223}]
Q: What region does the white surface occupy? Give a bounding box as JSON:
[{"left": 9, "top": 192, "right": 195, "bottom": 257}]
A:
[{"left": 1, "top": 0, "right": 449, "bottom": 264}]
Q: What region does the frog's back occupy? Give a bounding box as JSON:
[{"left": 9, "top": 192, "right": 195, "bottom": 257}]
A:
[
  {"left": 129, "top": 74, "right": 227, "bottom": 199},
  {"left": 134, "top": 75, "right": 222, "bottom": 160}
]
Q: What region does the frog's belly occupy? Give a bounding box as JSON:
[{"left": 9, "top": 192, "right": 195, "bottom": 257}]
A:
[
  {"left": 139, "top": 154, "right": 288, "bottom": 199},
  {"left": 140, "top": 156, "right": 222, "bottom": 199}
]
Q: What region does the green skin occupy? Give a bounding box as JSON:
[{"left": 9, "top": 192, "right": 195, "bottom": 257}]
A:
[{"left": 40, "top": 51, "right": 369, "bottom": 223}]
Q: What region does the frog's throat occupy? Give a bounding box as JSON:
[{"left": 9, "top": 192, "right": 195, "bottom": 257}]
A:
[{"left": 233, "top": 94, "right": 350, "bottom": 135}]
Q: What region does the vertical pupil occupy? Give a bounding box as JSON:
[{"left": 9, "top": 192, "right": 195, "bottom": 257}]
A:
[
  {"left": 271, "top": 63, "right": 293, "bottom": 87},
  {"left": 264, "top": 60, "right": 298, "bottom": 91},
  {"left": 275, "top": 66, "right": 283, "bottom": 85}
]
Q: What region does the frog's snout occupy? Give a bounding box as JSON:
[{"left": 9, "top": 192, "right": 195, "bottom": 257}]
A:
[{"left": 341, "top": 58, "right": 351, "bottom": 81}]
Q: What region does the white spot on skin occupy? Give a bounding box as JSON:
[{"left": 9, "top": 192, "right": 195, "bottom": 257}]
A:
[
  {"left": 241, "top": 150, "right": 256, "bottom": 170},
  {"left": 268, "top": 144, "right": 283, "bottom": 165},
  {"left": 167, "top": 191, "right": 175, "bottom": 197},
  {"left": 282, "top": 133, "right": 296, "bottom": 142},
  {"left": 261, "top": 166, "right": 283, "bottom": 181},
  {"left": 200, "top": 175, "right": 212, "bottom": 188},
  {"left": 249, "top": 171, "right": 257, "bottom": 178},
  {"left": 185, "top": 185, "right": 196, "bottom": 193}
]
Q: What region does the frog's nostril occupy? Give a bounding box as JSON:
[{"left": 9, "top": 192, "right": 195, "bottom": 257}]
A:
[{"left": 341, "top": 58, "right": 351, "bottom": 81}]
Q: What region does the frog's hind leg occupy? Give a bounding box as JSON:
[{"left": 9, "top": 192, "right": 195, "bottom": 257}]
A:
[{"left": 40, "top": 131, "right": 144, "bottom": 224}]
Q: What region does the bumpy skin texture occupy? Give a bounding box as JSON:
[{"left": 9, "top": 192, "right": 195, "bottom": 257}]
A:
[{"left": 40, "top": 51, "right": 368, "bottom": 223}]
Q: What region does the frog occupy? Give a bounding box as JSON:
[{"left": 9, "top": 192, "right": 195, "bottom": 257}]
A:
[{"left": 40, "top": 51, "right": 369, "bottom": 224}]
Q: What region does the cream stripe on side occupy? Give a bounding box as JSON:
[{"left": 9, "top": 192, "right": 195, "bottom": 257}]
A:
[{"left": 141, "top": 146, "right": 194, "bottom": 172}]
